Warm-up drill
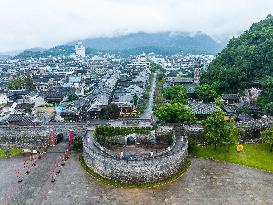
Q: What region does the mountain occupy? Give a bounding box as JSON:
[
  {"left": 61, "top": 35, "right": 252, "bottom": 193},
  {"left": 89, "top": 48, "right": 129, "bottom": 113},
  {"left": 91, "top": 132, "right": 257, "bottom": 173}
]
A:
[
  {"left": 202, "top": 14, "right": 273, "bottom": 114},
  {"left": 70, "top": 32, "right": 226, "bottom": 55},
  {"left": 16, "top": 32, "right": 227, "bottom": 58},
  {"left": 202, "top": 14, "right": 273, "bottom": 93}
]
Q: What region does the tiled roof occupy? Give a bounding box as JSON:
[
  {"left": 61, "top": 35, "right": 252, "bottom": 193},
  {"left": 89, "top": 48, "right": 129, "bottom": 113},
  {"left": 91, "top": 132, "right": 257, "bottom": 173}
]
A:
[
  {"left": 190, "top": 103, "right": 221, "bottom": 115},
  {"left": 222, "top": 94, "right": 239, "bottom": 100},
  {"left": 6, "top": 114, "right": 35, "bottom": 126}
]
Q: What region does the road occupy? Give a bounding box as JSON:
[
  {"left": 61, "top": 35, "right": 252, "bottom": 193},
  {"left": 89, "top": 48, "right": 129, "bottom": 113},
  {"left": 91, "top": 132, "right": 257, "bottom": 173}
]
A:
[{"left": 141, "top": 72, "right": 157, "bottom": 119}]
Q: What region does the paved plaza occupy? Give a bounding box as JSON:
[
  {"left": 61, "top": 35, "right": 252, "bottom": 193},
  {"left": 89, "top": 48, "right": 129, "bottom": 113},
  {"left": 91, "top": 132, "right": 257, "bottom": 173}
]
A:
[{"left": 1, "top": 152, "right": 273, "bottom": 205}]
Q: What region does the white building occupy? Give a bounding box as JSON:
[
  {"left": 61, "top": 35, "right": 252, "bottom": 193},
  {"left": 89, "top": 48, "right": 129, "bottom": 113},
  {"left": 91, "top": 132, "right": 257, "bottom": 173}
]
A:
[
  {"left": 0, "top": 93, "right": 8, "bottom": 104},
  {"left": 75, "top": 41, "right": 86, "bottom": 58}
]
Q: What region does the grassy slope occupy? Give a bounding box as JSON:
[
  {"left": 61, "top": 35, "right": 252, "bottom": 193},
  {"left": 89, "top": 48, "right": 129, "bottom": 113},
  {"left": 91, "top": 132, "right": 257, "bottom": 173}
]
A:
[
  {"left": 191, "top": 143, "right": 273, "bottom": 172},
  {"left": 0, "top": 148, "right": 23, "bottom": 158}
]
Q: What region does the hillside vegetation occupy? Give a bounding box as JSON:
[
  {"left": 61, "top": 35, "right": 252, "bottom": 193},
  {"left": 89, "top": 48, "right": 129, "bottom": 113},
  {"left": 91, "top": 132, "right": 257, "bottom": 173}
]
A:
[{"left": 202, "top": 15, "right": 273, "bottom": 93}]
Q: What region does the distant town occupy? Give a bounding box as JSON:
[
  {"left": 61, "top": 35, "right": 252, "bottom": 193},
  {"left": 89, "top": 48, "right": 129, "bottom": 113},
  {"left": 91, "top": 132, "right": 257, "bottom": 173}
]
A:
[{"left": 0, "top": 41, "right": 214, "bottom": 124}]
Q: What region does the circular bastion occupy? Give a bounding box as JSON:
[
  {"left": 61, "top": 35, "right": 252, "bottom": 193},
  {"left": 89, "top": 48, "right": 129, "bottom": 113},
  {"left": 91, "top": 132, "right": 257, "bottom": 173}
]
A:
[{"left": 83, "top": 126, "right": 188, "bottom": 184}]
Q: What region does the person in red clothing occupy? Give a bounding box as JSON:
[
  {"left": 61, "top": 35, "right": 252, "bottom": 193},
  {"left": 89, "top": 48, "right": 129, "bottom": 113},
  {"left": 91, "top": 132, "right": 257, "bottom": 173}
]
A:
[
  {"left": 50, "top": 171, "right": 56, "bottom": 183},
  {"left": 24, "top": 161, "right": 30, "bottom": 175},
  {"left": 16, "top": 171, "right": 23, "bottom": 183},
  {"left": 56, "top": 163, "right": 61, "bottom": 174}
]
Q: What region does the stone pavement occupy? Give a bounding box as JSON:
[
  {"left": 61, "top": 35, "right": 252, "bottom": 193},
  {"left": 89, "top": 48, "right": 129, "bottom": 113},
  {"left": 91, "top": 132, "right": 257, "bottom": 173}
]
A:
[
  {"left": 40, "top": 156, "right": 273, "bottom": 205},
  {"left": 1, "top": 153, "right": 273, "bottom": 205},
  {"left": 0, "top": 142, "right": 68, "bottom": 205}
]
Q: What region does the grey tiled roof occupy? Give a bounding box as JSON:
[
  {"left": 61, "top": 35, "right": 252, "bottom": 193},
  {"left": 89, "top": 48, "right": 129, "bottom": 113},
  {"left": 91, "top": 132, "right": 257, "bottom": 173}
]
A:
[
  {"left": 222, "top": 94, "right": 239, "bottom": 100},
  {"left": 190, "top": 103, "right": 221, "bottom": 115}
]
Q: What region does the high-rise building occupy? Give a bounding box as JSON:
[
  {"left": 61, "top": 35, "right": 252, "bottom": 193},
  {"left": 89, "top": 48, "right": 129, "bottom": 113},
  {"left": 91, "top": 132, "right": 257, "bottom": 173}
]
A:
[{"left": 75, "top": 41, "right": 86, "bottom": 58}]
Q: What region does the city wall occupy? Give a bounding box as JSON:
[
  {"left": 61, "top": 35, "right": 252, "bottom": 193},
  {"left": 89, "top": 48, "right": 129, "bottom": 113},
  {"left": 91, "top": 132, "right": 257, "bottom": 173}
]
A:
[
  {"left": 83, "top": 125, "right": 188, "bottom": 184},
  {"left": 0, "top": 123, "right": 87, "bottom": 148}
]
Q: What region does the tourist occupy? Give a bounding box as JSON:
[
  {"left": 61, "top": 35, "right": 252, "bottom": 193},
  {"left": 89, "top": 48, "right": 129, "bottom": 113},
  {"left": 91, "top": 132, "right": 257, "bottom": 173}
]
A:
[
  {"left": 23, "top": 161, "right": 30, "bottom": 175},
  {"left": 50, "top": 171, "right": 56, "bottom": 183},
  {"left": 56, "top": 163, "right": 61, "bottom": 174},
  {"left": 16, "top": 171, "right": 23, "bottom": 183},
  {"left": 150, "top": 151, "right": 154, "bottom": 158},
  {"left": 120, "top": 151, "right": 124, "bottom": 159}
]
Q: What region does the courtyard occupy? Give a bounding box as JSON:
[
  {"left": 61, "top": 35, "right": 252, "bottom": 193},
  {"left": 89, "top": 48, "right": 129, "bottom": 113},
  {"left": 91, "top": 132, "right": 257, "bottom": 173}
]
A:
[{"left": 0, "top": 154, "right": 272, "bottom": 205}]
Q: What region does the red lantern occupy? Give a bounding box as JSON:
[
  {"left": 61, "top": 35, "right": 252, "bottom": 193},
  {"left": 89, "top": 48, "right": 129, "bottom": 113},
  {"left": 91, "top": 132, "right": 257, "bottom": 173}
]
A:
[
  {"left": 69, "top": 130, "right": 73, "bottom": 144},
  {"left": 50, "top": 129, "right": 55, "bottom": 146}
]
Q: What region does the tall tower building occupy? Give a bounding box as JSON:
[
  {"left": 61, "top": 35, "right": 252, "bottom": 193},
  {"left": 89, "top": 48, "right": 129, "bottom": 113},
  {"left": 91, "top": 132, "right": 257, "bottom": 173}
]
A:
[{"left": 75, "top": 41, "right": 86, "bottom": 58}]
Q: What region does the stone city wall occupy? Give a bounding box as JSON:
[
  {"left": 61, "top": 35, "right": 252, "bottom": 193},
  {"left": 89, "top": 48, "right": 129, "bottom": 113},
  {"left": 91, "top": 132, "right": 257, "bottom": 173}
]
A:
[
  {"left": 83, "top": 138, "right": 188, "bottom": 183},
  {"left": 0, "top": 123, "right": 88, "bottom": 149},
  {"left": 184, "top": 119, "right": 273, "bottom": 144}
]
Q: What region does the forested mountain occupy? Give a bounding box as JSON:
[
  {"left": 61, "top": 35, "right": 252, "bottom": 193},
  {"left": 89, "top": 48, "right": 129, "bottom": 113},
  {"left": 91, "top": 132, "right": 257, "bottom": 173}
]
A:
[{"left": 202, "top": 15, "right": 273, "bottom": 93}]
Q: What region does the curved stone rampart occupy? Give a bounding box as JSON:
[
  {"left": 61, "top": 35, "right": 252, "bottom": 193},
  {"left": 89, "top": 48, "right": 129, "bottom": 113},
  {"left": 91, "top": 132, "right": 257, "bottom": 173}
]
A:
[{"left": 83, "top": 129, "right": 188, "bottom": 183}]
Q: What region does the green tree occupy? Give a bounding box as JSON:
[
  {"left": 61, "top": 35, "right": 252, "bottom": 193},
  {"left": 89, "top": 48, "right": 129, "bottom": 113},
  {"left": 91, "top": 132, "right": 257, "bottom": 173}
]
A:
[
  {"left": 132, "top": 94, "right": 139, "bottom": 107},
  {"left": 150, "top": 62, "right": 164, "bottom": 72},
  {"left": 7, "top": 76, "right": 35, "bottom": 90},
  {"left": 203, "top": 110, "right": 227, "bottom": 150},
  {"left": 215, "top": 96, "right": 224, "bottom": 108},
  {"left": 154, "top": 103, "right": 195, "bottom": 123},
  {"left": 164, "top": 85, "right": 187, "bottom": 103},
  {"left": 202, "top": 15, "right": 273, "bottom": 93},
  {"left": 257, "top": 76, "right": 273, "bottom": 115},
  {"left": 24, "top": 76, "right": 35, "bottom": 90},
  {"left": 261, "top": 126, "right": 273, "bottom": 152},
  {"left": 225, "top": 118, "right": 239, "bottom": 151},
  {"left": 100, "top": 104, "right": 120, "bottom": 119},
  {"left": 67, "top": 93, "right": 78, "bottom": 102},
  {"left": 195, "top": 84, "right": 218, "bottom": 102}
]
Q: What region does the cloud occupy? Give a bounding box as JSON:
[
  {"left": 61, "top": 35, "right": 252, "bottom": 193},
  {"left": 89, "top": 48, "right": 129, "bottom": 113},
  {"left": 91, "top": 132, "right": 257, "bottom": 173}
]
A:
[{"left": 0, "top": 0, "right": 272, "bottom": 52}]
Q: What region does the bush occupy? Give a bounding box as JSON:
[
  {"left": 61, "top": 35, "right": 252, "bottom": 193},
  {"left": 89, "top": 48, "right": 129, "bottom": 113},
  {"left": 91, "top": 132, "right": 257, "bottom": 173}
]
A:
[
  {"left": 188, "top": 138, "right": 198, "bottom": 153},
  {"left": 72, "top": 136, "right": 83, "bottom": 152},
  {"left": 94, "top": 126, "right": 153, "bottom": 144}
]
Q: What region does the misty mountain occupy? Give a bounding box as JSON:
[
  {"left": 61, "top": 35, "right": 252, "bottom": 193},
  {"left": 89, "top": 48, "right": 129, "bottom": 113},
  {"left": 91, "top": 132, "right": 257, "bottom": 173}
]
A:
[
  {"left": 16, "top": 32, "right": 228, "bottom": 58},
  {"left": 70, "top": 32, "right": 227, "bottom": 54}
]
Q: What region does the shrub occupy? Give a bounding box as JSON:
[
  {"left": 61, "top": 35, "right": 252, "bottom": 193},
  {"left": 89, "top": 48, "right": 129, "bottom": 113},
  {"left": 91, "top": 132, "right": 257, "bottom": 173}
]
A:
[
  {"left": 188, "top": 138, "right": 198, "bottom": 153},
  {"left": 72, "top": 136, "right": 83, "bottom": 152}
]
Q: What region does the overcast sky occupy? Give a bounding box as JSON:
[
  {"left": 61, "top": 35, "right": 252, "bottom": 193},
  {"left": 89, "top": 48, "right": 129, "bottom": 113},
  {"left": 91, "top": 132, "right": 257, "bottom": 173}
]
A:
[{"left": 0, "top": 0, "right": 272, "bottom": 52}]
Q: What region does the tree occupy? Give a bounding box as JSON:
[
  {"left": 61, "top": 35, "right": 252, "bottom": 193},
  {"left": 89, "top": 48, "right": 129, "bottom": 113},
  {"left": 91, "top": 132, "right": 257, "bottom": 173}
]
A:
[
  {"left": 257, "top": 76, "right": 273, "bottom": 115},
  {"left": 195, "top": 84, "right": 218, "bottom": 102},
  {"left": 164, "top": 85, "right": 187, "bottom": 103},
  {"left": 100, "top": 104, "right": 120, "bottom": 119},
  {"left": 154, "top": 103, "right": 195, "bottom": 123},
  {"left": 215, "top": 96, "right": 224, "bottom": 108},
  {"left": 7, "top": 76, "right": 35, "bottom": 90},
  {"left": 202, "top": 15, "right": 273, "bottom": 93},
  {"left": 225, "top": 118, "right": 239, "bottom": 151},
  {"left": 24, "top": 76, "right": 35, "bottom": 90},
  {"left": 132, "top": 94, "right": 139, "bottom": 107},
  {"left": 203, "top": 110, "right": 227, "bottom": 150},
  {"left": 150, "top": 62, "right": 164, "bottom": 72},
  {"left": 67, "top": 93, "right": 78, "bottom": 102},
  {"left": 261, "top": 126, "right": 273, "bottom": 152}
]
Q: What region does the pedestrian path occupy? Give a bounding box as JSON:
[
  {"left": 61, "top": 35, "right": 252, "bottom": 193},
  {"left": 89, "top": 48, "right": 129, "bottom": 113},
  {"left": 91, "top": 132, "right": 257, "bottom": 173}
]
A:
[{"left": 9, "top": 142, "right": 68, "bottom": 205}]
